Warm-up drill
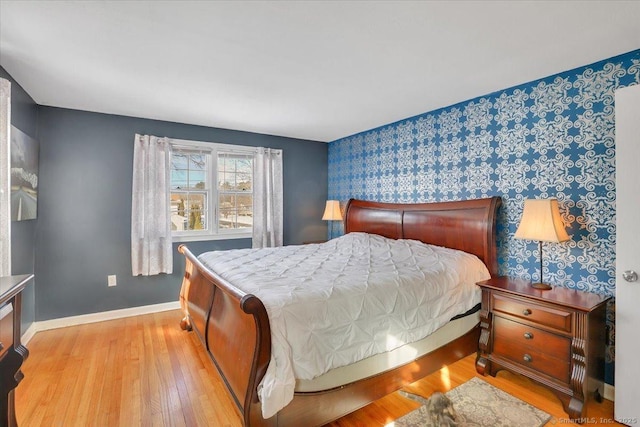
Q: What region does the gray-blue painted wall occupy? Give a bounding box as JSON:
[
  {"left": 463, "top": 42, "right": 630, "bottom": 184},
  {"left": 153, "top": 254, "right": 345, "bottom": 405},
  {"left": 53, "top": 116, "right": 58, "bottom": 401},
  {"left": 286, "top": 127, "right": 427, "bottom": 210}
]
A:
[
  {"left": 3, "top": 61, "right": 328, "bottom": 324},
  {"left": 34, "top": 106, "right": 327, "bottom": 320}
]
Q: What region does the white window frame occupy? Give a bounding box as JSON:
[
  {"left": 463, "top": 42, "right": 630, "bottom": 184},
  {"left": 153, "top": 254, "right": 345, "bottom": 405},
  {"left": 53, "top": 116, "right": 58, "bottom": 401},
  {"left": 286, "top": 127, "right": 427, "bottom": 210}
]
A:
[{"left": 169, "top": 138, "right": 256, "bottom": 243}]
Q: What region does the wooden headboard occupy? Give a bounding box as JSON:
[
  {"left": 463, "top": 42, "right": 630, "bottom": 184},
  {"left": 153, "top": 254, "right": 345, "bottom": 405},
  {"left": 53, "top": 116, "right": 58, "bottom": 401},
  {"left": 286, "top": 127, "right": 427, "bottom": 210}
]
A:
[{"left": 344, "top": 197, "right": 502, "bottom": 276}]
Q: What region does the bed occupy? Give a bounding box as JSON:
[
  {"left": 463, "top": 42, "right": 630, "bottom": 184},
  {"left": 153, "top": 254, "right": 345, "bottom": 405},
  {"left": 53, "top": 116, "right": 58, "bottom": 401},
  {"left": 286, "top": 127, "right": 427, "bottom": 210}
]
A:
[{"left": 178, "top": 196, "right": 501, "bottom": 426}]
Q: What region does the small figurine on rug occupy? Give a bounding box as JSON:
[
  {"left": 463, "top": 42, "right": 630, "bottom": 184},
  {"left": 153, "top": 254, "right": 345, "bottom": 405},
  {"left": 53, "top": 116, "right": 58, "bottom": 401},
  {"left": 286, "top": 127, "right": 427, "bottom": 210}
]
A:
[
  {"left": 425, "top": 392, "right": 458, "bottom": 427},
  {"left": 398, "top": 390, "right": 458, "bottom": 426}
]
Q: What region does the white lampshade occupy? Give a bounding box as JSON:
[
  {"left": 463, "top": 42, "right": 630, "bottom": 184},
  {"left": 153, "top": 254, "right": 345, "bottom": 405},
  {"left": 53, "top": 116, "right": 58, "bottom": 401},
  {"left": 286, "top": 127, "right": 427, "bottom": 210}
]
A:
[
  {"left": 322, "top": 200, "right": 342, "bottom": 221},
  {"left": 515, "top": 199, "right": 570, "bottom": 243}
]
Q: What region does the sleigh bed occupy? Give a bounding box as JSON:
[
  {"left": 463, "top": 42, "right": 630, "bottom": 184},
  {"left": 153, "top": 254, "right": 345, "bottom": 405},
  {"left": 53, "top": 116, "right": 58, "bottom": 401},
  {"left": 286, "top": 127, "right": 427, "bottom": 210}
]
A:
[{"left": 178, "top": 196, "right": 501, "bottom": 426}]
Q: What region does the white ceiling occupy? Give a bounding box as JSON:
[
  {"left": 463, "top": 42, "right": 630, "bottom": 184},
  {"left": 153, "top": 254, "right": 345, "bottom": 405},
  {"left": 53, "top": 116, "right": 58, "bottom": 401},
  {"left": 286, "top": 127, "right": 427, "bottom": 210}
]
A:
[{"left": 1, "top": 1, "right": 639, "bottom": 142}]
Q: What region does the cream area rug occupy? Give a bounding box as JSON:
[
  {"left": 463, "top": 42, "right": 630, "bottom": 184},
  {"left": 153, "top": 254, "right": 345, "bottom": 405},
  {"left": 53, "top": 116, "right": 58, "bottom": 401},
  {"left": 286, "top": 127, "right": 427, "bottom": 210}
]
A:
[{"left": 388, "top": 377, "right": 551, "bottom": 427}]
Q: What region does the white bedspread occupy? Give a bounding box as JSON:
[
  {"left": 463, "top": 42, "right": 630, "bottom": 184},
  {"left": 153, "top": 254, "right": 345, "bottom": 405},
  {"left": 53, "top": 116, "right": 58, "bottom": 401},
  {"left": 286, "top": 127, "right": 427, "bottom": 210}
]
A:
[{"left": 197, "top": 232, "right": 490, "bottom": 418}]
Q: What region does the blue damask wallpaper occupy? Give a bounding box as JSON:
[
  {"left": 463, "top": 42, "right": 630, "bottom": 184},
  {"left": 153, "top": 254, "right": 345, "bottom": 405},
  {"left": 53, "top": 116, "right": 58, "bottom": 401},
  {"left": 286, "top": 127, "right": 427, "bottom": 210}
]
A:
[{"left": 327, "top": 50, "right": 640, "bottom": 381}]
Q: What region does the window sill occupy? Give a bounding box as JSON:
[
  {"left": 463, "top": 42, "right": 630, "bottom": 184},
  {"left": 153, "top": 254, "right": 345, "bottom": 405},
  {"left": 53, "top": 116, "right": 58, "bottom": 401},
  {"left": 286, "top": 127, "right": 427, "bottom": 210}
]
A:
[{"left": 172, "top": 232, "right": 252, "bottom": 243}]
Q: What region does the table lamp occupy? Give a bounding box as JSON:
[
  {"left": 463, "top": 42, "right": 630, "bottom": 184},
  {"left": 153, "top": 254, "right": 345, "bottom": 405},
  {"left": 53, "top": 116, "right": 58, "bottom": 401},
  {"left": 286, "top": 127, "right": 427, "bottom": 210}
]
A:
[
  {"left": 514, "top": 199, "right": 570, "bottom": 290},
  {"left": 322, "top": 200, "right": 342, "bottom": 240}
]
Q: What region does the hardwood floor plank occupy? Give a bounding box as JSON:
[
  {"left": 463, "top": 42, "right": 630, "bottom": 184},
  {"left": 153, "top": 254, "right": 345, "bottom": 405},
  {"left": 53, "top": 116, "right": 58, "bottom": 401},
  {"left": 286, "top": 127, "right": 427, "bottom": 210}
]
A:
[{"left": 15, "top": 310, "right": 621, "bottom": 426}]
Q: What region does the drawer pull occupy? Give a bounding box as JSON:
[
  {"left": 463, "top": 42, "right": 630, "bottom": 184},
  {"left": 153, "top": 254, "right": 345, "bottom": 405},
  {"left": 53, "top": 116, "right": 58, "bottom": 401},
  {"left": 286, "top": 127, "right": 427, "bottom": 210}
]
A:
[
  {"left": 523, "top": 309, "right": 532, "bottom": 316},
  {"left": 523, "top": 332, "right": 534, "bottom": 340},
  {"left": 523, "top": 354, "right": 533, "bottom": 363}
]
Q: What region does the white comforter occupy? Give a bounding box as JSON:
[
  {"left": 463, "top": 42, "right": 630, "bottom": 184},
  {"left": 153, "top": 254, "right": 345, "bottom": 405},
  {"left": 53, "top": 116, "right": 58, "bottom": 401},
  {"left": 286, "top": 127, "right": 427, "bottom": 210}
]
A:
[{"left": 197, "top": 232, "right": 490, "bottom": 418}]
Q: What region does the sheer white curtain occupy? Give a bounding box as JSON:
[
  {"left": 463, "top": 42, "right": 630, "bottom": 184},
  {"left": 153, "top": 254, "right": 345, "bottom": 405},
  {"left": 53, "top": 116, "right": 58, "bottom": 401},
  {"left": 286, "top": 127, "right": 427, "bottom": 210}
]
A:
[
  {"left": 131, "top": 134, "right": 172, "bottom": 276},
  {"left": 0, "top": 78, "right": 11, "bottom": 277},
  {"left": 252, "top": 147, "right": 283, "bottom": 248}
]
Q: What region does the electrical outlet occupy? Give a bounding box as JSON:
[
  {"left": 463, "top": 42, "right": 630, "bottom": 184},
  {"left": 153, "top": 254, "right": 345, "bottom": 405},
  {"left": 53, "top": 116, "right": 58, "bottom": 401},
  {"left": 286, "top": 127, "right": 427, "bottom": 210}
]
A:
[{"left": 108, "top": 275, "right": 117, "bottom": 287}]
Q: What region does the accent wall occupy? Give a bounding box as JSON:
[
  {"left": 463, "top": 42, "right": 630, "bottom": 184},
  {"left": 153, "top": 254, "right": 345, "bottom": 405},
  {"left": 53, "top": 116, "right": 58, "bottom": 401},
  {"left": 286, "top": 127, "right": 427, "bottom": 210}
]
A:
[{"left": 327, "top": 50, "right": 640, "bottom": 385}]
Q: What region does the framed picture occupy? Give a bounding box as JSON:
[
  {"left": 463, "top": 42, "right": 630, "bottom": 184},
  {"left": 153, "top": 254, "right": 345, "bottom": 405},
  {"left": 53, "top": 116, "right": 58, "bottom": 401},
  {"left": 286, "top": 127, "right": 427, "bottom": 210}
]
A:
[{"left": 10, "top": 125, "right": 39, "bottom": 221}]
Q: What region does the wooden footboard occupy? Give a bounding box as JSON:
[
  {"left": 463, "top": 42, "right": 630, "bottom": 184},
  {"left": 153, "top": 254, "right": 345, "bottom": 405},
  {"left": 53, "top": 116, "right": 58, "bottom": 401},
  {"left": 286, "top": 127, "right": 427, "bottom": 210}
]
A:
[{"left": 179, "top": 244, "right": 273, "bottom": 427}]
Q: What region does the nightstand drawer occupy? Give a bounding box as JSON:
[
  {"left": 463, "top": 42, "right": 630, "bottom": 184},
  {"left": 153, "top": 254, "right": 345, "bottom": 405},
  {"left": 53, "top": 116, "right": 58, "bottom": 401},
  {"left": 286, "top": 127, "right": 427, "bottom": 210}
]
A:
[
  {"left": 493, "top": 293, "right": 572, "bottom": 333},
  {"left": 493, "top": 335, "right": 571, "bottom": 382},
  {"left": 493, "top": 316, "right": 571, "bottom": 361}
]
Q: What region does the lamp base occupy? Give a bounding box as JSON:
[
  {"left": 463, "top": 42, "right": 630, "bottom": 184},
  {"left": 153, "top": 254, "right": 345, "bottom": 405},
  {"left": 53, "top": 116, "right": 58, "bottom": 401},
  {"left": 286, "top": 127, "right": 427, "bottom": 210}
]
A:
[{"left": 531, "top": 282, "right": 552, "bottom": 290}]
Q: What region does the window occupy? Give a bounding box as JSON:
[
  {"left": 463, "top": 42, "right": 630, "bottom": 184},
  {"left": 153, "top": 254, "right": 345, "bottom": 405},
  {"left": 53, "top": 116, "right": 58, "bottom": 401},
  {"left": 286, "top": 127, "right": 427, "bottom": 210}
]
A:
[{"left": 169, "top": 139, "right": 255, "bottom": 241}]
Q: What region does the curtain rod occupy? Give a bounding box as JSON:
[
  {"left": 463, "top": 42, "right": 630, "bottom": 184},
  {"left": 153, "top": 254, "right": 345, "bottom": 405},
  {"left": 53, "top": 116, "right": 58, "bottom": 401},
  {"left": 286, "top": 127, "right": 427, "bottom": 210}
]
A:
[{"left": 169, "top": 138, "right": 281, "bottom": 155}]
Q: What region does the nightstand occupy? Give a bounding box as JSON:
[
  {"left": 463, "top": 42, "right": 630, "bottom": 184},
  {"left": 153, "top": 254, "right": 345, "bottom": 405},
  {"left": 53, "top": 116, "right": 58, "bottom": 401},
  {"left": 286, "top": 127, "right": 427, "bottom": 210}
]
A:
[{"left": 475, "top": 276, "right": 610, "bottom": 420}]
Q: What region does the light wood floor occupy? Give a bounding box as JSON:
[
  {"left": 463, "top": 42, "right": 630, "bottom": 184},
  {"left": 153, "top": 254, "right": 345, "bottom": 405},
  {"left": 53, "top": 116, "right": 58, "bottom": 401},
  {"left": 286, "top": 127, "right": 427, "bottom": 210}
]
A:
[{"left": 16, "top": 309, "right": 621, "bottom": 426}]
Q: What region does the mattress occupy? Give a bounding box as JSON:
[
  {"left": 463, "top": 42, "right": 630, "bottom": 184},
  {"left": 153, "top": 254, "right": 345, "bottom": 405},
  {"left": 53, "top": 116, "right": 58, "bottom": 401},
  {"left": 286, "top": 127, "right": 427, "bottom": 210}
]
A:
[{"left": 197, "top": 232, "right": 490, "bottom": 418}]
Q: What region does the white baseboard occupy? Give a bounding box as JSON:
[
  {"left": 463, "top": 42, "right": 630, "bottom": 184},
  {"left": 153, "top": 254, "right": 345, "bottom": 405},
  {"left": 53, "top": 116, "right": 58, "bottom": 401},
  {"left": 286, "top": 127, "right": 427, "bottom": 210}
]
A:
[
  {"left": 604, "top": 383, "right": 615, "bottom": 402},
  {"left": 21, "top": 322, "right": 38, "bottom": 345},
  {"left": 21, "top": 301, "right": 180, "bottom": 343}
]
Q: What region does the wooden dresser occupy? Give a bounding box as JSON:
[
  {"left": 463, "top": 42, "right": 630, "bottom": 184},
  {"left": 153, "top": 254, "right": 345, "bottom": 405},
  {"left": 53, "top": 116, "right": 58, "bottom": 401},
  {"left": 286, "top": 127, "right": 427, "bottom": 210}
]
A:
[
  {"left": 475, "top": 276, "right": 610, "bottom": 420},
  {"left": 0, "top": 274, "right": 33, "bottom": 427}
]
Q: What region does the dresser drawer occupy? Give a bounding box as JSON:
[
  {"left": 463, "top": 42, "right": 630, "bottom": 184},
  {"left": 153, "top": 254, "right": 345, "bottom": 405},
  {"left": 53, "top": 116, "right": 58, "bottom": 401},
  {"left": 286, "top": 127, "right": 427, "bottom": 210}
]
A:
[
  {"left": 0, "top": 302, "right": 13, "bottom": 359},
  {"left": 493, "top": 293, "right": 572, "bottom": 333},
  {"left": 493, "top": 318, "right": 571, "bottom": 382}
]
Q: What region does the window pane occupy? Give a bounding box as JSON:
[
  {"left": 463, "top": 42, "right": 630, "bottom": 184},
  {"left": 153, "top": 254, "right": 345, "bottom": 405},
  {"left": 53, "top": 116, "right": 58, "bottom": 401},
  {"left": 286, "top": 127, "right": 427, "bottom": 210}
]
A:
[
  {"left": 170, "top": 148, "right": 212, "bottom": 233},
  {"left": 236, "top": 156, "right": 252, "bottom": 191},
  {"left": 236, "top": 159, "right": 252, "bottom": 174},
  {"left": 217, "top": 153, "right": 253, "bottom": 193},
  {"left": 171, "top": 153, "right": 188, "bottom": 169},
  {"left": 219, "top": 193, "right": 252, "bottom": 230},
  {"left": 218, "top": 194, "right": 235, "bottom": 229},
  {"left": 238, "top": 195, "right": 253, "bottom": 223},
  {"left": 217, "top": 153, "right": 253, "bottom": 230},
  {"left": 171, "top": 169, "right": 188, "bottom": 190},
  {"left": 170, "top": 193, "right": 189, "bottom": 231},
  {"left": 186, "top": 193, "right": 207, "bottom": 231},
  {"left": 220, "top": 172, "right": 234, "bottom": 190},
  {"left": 219, "top": 153, "right": 232, "bottom": 173},
  {"left": 236, "top": 172, "right": 251, "bottom": 191},
  {"left": 220, "top": 175, "right": 228, "bottom": 190},
  {"left": 189, "top": 154, "right": 206, "bottom": 170},
  {"left": 189, "top": 170, "right": 206, "bottom": 189}
]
